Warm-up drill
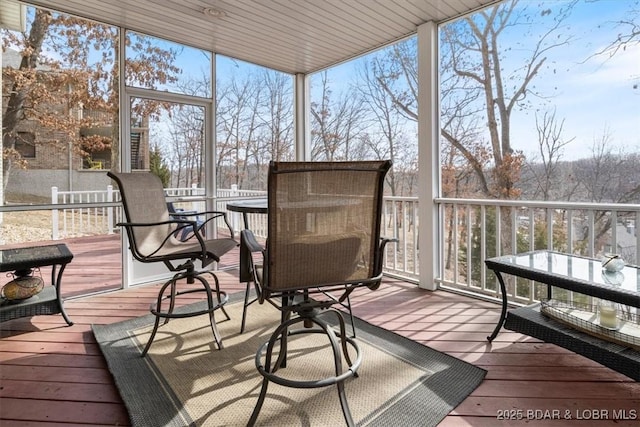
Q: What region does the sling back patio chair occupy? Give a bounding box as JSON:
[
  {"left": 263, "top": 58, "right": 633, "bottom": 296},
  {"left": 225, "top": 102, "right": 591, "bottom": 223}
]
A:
[
  {"left": 107, "top": 171, "right": 238, "bottom": 356},
  {"left": 244, "top": 160, "right": 392, "bottom": 427},
  {"left": 240, "top": 228, "right": 375, "bottom": 338},
  {"left": 166, "top": 201, "right": 205, "bottom": 241}
]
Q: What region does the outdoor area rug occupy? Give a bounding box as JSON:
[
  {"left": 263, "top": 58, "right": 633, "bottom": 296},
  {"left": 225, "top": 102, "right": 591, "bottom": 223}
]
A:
[{"left": 93, "top": 294, "right": 486, "bottom": 426}]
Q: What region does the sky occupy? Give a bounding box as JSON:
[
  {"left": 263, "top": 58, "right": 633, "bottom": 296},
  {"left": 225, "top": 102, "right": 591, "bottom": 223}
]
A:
[
  {"left": 507, "top": 0, "right": 640, "bottom": 161},
  {"left": 523, "top": 42, "right": 639, "bottom": 160},
  {"left": 110, "top": 0, "right": 640, "bottom": 164},
  {"left": 15, "top": 0, "right": 637, "bottom": 164},
  {"left": 294, "top": 0, "right": 640, "bottom": 162}
]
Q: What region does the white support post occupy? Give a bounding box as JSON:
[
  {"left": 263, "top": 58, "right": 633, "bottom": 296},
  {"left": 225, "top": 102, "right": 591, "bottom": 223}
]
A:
[
  {"left": 190, "top": 183, "right": 198, "bottom": 211},
  {"left": 417, "top": 21, "right": 439, "bottom": 291},
  {"left": 107, "top": 184, "right": 114, "bottom": 234},
  {"left": 51, "top": 186, "right": 60, "bottom": 240},
  {"left": 294, "top": 73, "right": 310, "bottom": 161},
  {"left": 230, "top": 184, "right": 240, "bottom": 235}
]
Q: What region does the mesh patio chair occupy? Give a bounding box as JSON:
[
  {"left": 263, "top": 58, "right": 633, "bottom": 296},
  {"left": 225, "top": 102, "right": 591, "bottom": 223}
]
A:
[
  {"left": 107, "top": 171, "right": 238, "bottom": 356},
  {"left": 244, "top": 160, "right": 392, "bottom": 427},
  {"left": 240, "top": 228, "right": 369, "bottom": 338},
  {"left": 166, "top": 201, "right": 205, "bottom": 241}
]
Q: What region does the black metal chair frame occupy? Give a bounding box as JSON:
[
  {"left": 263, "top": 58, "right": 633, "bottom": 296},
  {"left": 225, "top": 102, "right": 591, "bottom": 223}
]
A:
[
  {"left": 108, "top": 171, "right": 237, "bottom": 356},
  {"left": 244, "top": 160, "right": 393, "bottom": 427},
  {"left": 240, "top": 229, "right": 389, "bottom": 339}
]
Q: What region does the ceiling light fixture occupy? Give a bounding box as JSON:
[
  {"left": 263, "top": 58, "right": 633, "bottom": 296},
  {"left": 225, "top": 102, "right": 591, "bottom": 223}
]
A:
[{"left": 202, "top": 7, "right": 226, "bottom": 18}]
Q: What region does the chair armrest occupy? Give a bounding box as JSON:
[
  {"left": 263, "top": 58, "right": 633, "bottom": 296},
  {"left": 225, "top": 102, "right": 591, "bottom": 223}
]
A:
[
  {"left": 172, "top": 210, "right": 235, "bottom": 242},
  {"left": 184, "top": 209, "right": 226, "bottom": 216},
  {"left": 201, "top": 210, "right": 235, "bottom": 235},
  {"left": 368, "top": 236, "right": 398, "bottom": 290},
  {"left": 116, "top": 219, "right": 195, "bottom": 228},
  {"left": 117, "top": 218, "right": 200, "bottom": 237},
  {"left": 169, "top": 210, "right": 198, "bottom": 217},
  {"left": 240, "top": 229, "right": 264, "bottom": 253},
  {"left": 168, "top": 209, "right": 227, "bottom": 220},
  {"left": 240, "top": 229, "right": 265, "bottom": 283},
  {"left": 116, "top": 218, "right": 206, "bottom": 259},
  {"left": 380, "top": 236, "right": 398, "bottom": 249}
]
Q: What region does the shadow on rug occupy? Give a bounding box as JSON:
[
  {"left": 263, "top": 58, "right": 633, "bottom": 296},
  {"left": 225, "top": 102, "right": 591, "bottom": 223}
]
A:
[{"left": 93, "top": 294, "right": 485, "bottom": 426}]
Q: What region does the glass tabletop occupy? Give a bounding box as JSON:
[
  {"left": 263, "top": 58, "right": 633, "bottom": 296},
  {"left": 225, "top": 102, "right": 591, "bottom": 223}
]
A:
[
  {"left": 495, "top": 251, "right": 640, "bottom": 295},
  {"left": 0, "top": 244, "right": 73, "bottom": 272},
  {"left": 226, "top": 199, "right": 268, "bottom": 213}
]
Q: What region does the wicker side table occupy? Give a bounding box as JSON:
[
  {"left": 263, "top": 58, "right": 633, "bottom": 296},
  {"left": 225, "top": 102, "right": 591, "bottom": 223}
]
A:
[
  {"left": 505, "top": 304, "right": 640, "bottom": 381},
  {"left": 485, "top": 250, "right": 640, "bottom": 342},
  {"left": 0, "top": 244, "right": 74, "bottom": 325}
]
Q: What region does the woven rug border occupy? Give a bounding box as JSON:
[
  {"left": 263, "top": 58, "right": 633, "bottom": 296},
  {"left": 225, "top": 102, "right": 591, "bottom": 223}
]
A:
[{"left": 93, "top": 292, "right": 486, "bottom": 427}]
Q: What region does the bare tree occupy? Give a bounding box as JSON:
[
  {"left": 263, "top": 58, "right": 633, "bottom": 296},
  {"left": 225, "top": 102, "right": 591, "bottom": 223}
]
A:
[
  {"left": 356, "top": 60, "right": 403, "bottom": 194},
  {"left": 2, "top": 8, "right": 180, "bottom": 189},
  {"left": 168, "top": 104, "right": 205, "bottom": 187},
  {"left": 161, "top": 69, "right": 292, "bottom": 191},
  {"left": 216, "top": 73, "right": 263, "bottom": 189},
  {"left": 440, "top": 0, "right": 577, "bottom": 198},
  {"left": 593, "top": 1, "right": 640, "bottom": 58},
  {"left": 310, "top": 72, "right": 366, "bottom": 161},
  {"left": 570, "top": 127, "right": 640, "bottom": 248},
  {"left": 524, "top": 109, "right": 575, "bottom": 200},
  {"left": 258, "top": 70, "right": 294, "bottom": 163},
  {"left": 365, "top": 1, "right": 578, "bottom": 200},
  {"left": 574, "top": 128, "right": 640, "bottom": 204},
  {"left": 589, "top": 2, "right": 640, "bottom": 95},
  {"left": 162, "top": 76, "right": 210, "bottom": 187}
]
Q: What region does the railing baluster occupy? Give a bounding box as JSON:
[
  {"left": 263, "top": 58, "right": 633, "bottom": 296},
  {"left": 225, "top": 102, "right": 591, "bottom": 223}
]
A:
[
  {"left": 37, "top": 188, "right": 640, "bottom": 307},
  {"left": 588, "top": 210, "right": 595, "bottom": 258},
  {"left": 480, "top": 205, "right": 486, "bottom": 290},
  {"left": 436, "top": 198, "right": 640, "bottom": 307},
  {"left": 453, "top": 204, "right": 459, "bottom": 285},
  {"left": 546, "top": 208, "right": 553, "bottom": 252}
]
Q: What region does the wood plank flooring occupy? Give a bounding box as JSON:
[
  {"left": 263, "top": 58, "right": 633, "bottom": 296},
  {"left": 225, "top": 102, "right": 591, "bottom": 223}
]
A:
[{"left": 1, "top": 236, "right": 638, "bottom": 426}]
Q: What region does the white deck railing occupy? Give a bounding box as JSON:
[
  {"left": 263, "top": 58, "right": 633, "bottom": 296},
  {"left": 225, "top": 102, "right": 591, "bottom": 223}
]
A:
[
  {"left": 51, "top": 186, "right": 121, "bottom": 240},
  {"left": 47, "top": 187, "right": 640, "bottom": 306},
  {"left": 50, "top": 185, "right": 271, "bottom": 239},
  {"left": 436, "top": 198, "right": 640, "bottom": 306}
]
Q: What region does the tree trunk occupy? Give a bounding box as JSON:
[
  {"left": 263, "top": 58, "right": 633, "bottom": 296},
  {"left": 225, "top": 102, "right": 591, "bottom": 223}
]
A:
[{"left": 2, "top": 10, "right": 52, "bottom": 191}]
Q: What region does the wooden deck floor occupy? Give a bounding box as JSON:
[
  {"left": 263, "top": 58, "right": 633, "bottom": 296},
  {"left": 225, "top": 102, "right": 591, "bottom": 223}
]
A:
[{"left": 1, "top": 236, "right": 638, "bottom": 426}]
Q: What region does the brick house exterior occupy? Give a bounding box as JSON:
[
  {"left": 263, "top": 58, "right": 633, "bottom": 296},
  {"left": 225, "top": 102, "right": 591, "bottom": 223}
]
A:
[{"left": 2, "top": 49, "right": 149, "bottom": 198}]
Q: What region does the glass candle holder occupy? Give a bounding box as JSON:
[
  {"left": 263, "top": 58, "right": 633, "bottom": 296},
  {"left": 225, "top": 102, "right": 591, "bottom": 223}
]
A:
[
  {"left": 601, "top": 253, "right": 625, "bottom": 272},
  {"left": 598, "top": 300, "right": 618, "bottom": 329}
]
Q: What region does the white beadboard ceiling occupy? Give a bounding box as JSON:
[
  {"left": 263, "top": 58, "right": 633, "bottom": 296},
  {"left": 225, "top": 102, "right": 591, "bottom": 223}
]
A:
[{"left": 22, "top": 0, "right": 500, "bottom": 74}]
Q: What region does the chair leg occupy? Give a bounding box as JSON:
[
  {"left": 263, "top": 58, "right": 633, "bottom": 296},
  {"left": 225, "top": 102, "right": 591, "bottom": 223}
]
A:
[
  {"left": 193, "top": 274, "right": 223, "bottom": 350},
  {"left": 141, "top": 271, "right": 228, "bottom": 356},
  {"left": 141, "top": 316, "right": 161, "bottom": 357},
  {"left": 248, "top": 317, "right": 296, "bottom": 426},
  {"left": 206, "top": 271, "right": 231, "bottom": 322},
  {"left": 328, "top": 308, "right": 358, "bottom": 379},
  {"left": 311, "top": 314, "right": 357, "bottom": 426},
  {"left": 325, "top": 313, "right": 356, "bottom": 426},
  {"left": 247, "top": 376, "right": 270, "bottom": 426},
  {"left": 164, "top": 275, "right": 179, "bottom": 325},
  {"left": 142, "top": 276, "right": 175, "bottom": 356},
  {"left": 337, "top": 378, "right": 355, "bottom": 426},
  {"left": 346, "top": 294, "right": 356, "bottom": 338},
  {"left": 240, "top": 280, "right": 252, "bottom": 333},
  {"left": 249, "top": 311, "right": 360, "bottom": 426},
  {"left": 240, "top": 279, "right": 265, "bottom": 333}
]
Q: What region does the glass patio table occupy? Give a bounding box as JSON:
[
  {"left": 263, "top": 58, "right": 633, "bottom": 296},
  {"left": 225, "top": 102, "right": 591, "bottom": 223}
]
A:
[
  {"left": 485, "top": 250, "right": 640, "bottom": 342},
  {"left": 226, "top": 199, "right": 268, "bottom": 285},
  {"left": 226, "top": 198, "right": 268, "bottom": 230}
]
